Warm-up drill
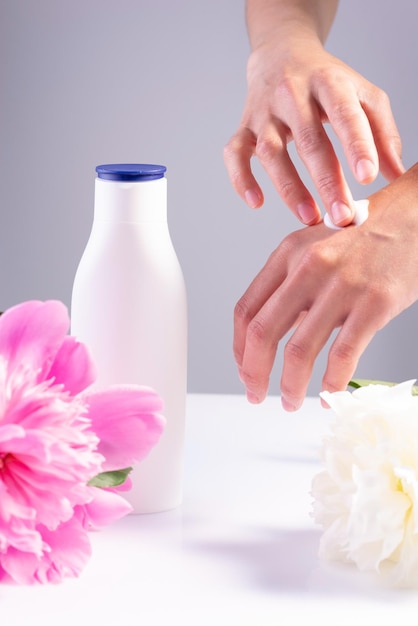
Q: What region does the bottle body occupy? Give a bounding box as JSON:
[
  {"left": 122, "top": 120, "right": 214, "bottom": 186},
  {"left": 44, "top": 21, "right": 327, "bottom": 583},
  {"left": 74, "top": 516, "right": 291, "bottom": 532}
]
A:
[{"left": 71, "top": 166, "right": 187, "bottom": 513}]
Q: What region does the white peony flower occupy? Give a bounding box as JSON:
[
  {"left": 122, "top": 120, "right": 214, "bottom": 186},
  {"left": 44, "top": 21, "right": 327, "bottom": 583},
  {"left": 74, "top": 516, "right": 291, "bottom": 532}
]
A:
[{"left": 311, "top": 380, "right": 418, "bottom": 587}]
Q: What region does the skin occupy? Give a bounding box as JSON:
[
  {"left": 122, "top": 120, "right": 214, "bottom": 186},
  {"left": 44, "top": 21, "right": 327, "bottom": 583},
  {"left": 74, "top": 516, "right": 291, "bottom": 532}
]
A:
[
  {"left": 233, "top": 163, "right": 418, "bottom": 411},
  {"left": 224, "top": 0, "right": 405, "bottom": 226}
]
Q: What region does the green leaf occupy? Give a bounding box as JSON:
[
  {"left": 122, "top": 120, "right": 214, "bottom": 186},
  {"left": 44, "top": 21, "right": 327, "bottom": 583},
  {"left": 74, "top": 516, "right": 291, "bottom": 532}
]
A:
[
  {"left": 348, "top": 379, "right": 396, "bottom": 389},
  {"left": 88, "top": 467, "right": 132, "bottom": 489},
  {"left": 348, "top": 379, "right": 418, "bottom": 396}
]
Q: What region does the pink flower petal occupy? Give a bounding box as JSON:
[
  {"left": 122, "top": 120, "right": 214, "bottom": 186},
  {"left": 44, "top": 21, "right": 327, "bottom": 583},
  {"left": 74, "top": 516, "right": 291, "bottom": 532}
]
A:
[
  {"left": 0, "top": 484, "right": 40, "bottom": 557},
  {"left": 0, "top": 548, "right": 43, "bottom": 585},
  {"left": 0, "top": 428, "right": 97, "bottom": 528},
  {"left": 75, "top": 487, "right": 132, "bottom": 530},
  {"left": 35, "top": 518, "right": 92, "bottom": 584},
  {"left": 85, "top": 386, "right": 165, "bottom": 471},
  {"left": 0, "top": 299, "right": 168, "bottom": 585},
  {"left": 1, "top": 518, "right": 91, "bottom": 585},
  {"left": 0, "top": 423, "right": 25, "bottom": 443},
  {"left": 0, "top": 301, "right": 69, "bottom": 384},
  {"left": 47, "top": 336, "right": 96, "bottom": 395}
]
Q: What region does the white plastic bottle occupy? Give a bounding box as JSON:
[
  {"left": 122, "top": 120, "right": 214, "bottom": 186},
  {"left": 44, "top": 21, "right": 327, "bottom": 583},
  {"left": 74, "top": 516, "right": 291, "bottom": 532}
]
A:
[{"left": 71, "top": 163, "right": 187, "bottom": 514}]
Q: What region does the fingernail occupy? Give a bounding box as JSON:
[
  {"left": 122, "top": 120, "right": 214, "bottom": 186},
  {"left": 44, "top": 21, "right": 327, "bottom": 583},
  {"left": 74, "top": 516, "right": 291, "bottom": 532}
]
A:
[
  {"left": 355, "top": 158, "right": 377, "bottom": 183},
  {"left": 393, "top": 151, "right": 406, "bottom": 173},
  {"left": 245, "top": 189, "right": 261, "bottom": 209},
  {"left": 281, "top": 396, "right": 301, "bottom": 412},
  {"left": 330, "top": 201, "right": 353, "bottom": 226},
  {"left": 247, "top": 391, "right": 260, "bottom": 403},
  {"left": 297, "top": 202, "right": 317, "bottom": 225},
  {"left": 320, "top": 396, "right": 331, "bottom": 410}
]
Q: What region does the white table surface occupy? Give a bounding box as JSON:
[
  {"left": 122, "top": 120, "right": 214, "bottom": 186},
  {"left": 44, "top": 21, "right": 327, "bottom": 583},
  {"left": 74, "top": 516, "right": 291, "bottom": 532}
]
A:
[{"left": 2, "top": 393, "right": 418, "bottom": 625}]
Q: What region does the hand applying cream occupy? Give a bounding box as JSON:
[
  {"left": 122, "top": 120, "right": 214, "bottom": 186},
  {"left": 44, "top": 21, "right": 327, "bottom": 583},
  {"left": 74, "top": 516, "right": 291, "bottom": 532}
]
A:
[{"left": 323, "top": 199, "right": 369, "bottom": 230}]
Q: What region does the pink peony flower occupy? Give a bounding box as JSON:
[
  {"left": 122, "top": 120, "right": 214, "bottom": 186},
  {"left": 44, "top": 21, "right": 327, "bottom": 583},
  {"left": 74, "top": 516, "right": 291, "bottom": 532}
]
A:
[{"left": 0, "top": 300, "right": 165, "bottom": 584}]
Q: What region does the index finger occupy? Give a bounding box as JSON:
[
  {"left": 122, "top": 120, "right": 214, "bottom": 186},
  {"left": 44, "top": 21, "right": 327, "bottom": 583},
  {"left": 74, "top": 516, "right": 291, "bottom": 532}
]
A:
[{"left": 233, "top": 243, "right": 291, "bottom": 368}]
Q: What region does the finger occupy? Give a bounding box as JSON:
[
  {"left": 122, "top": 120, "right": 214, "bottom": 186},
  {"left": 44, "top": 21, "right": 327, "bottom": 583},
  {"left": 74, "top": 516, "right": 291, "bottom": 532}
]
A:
[
  {"left": 279, "top": 292, "right": 347, "bottom": 412},
  {"left": 363, "top": 94, "right": 405, "bottom": 181},
  {"left": 318, "top": 81, "right": 380, "bottom": 186},
  {"left": 278, "top": 98, "right": 356, "bottom": 227},
  {"left": 255, "top": 125, "right": 322, "bottom": 225},
  {"left": 321, "top": 300, "right": 389, "bottom": 399},
  {"left": 233, "top": 245, "right": 290, "bottom": 368},
  {"left": 223, "top": 127, "right": 264, "bottom": 209},
  {"left": 238, "top": 272, "right": 313, "bottom": 403}
]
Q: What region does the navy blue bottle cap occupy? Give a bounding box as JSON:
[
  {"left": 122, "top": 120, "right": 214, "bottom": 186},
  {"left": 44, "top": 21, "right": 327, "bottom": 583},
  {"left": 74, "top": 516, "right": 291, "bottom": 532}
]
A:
[{"left": 96, "top": 164, "right": 166, "bottom": 181}]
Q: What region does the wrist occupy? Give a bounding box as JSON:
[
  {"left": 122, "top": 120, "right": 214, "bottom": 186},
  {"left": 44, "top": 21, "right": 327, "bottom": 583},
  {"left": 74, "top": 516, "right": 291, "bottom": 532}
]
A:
[
  {"left": 249, "top": 19, "right": 323, "bottom": 54},
  {"left": 246, "top": 29, "right": 324, "bottom": 83},
  {"left": 246, "top": 0, "right": 338, "bottom": 50}
]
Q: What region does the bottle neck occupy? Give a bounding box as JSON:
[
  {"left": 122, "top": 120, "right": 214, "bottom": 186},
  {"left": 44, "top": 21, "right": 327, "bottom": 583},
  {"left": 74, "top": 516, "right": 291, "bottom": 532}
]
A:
[{"left": 93, "top": 176, "right": 167, "bottom": 223}]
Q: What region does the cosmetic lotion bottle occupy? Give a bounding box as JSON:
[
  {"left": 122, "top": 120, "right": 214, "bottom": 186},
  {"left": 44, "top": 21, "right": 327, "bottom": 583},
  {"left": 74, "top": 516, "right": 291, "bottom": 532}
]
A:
[{"left": 71, "top": 164, "right": 187, "bottom": 513}]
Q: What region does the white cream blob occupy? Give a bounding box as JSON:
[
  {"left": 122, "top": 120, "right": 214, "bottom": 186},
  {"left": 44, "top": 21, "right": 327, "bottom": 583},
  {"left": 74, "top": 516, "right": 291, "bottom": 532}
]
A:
[{"left": 323, "top": 198, "right": 369, "bottom": 230}]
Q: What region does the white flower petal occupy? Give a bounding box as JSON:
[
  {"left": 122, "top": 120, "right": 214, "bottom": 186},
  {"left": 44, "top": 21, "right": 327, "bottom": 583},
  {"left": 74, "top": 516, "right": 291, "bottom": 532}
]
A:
[{"left": 313, "top": 380, "right": 418, "bottom": 587}]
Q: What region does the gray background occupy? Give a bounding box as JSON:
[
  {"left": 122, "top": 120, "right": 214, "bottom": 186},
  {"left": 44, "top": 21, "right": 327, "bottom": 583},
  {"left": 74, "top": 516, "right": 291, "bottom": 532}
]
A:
[{"left": 1, "top": 0, "right": 417, "bottom": 396}]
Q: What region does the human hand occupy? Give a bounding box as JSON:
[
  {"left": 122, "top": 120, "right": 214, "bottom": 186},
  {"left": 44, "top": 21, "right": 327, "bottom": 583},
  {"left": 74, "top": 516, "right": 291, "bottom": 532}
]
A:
[
  {"left": 233, "top": 163, "right": 418, "bottom": 410},
  {"left": 224, "top": 40, "right": 404, "bottom": 226}
]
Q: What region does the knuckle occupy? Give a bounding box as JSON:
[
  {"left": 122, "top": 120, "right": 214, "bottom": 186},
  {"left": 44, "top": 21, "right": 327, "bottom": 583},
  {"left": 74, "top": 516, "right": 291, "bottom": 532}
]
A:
[
  {"left": 284, "top": 337, "right": 310, "bottom": 365},
  {"left": 388, "top": 133, "right": 402, "bottom": 155},
  {"left": 246, "top": 317, "right": 269, "bottom": 347},
  {"left": 255, "top": 137, "right": 302, "bottom": 203},
  {"left": 222, "top": 142, "right": 234, "bottom": 166},
  {"left": 234, "top": 296, "right": 252, "bottom": 327},
  {"left": 223, "top": 126, "right": 256, "bottom": 162},
  {"left": 223, "top": 138, "right": 245, "bottom": 175},
  {"left": 278, "top": 230, "right": 303, "bottom": 256},
  {"left": 275, "top": 177, "right": 299, "bottom": 204},
  {"left": 274, "top": 74, "right": 299, "bottom": 100},
  {"left": 280, "top": 381, "right": 301, "bottom": 405},
  {"left": 255, "top": 136, "right": 280, "bottom": 164},
  {"left": 223, "top": 137, "right": 248, "bottom": 190},
  {"left": 233, "top": 346, "right": 243, "bottom": 365},
  {"left": 223, "top": 134, "right": 243, "bottom": 160},
  {"left": 366, "top": 282, "right": 390, "bottom": 305},
  {"left": 346, "top": 137, "right": 372, "bottom": 162},
  {"left": 372, "top": 86, "right": 390, "bottom": 108},
  {"left": 363, "top": 283, "right": 394, "bottom": 324},
  {"left": 321, "top": 377, "right": 346, "bottom": 395},
  {"left": 295, "top": 125, "right": 324, "bottom": 156},
  {"left": 276, "top": 178, "right": 299, "bottom": 204},
  {"left": 240, "top": 368, "right": 261, "bottom": 390},
  {"left": 331, "top": 101, "right": 361, "bottom": 127},
  {"left": 329, "top": 341, "right": 356, "bottom": 366},
  {"left": 298, "top": 241, "right": 337, "bottom": 277},
  {"left": 315, "top": 170, "right": 340, "bottom": 196},
  {"left": 266, "top": 238, "right": 291, "bottom": 267},
  {"left": 314, "top": 65, "right": 339, "bottom": 89}
]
